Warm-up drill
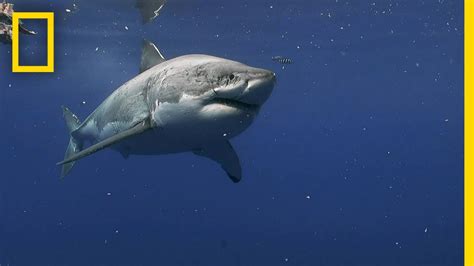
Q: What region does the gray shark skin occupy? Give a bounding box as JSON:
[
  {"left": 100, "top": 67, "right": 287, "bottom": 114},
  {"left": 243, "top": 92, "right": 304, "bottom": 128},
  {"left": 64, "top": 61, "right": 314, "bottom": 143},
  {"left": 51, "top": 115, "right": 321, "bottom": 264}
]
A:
[{"left": 58, "top": 40, "right": 276, "bottom": 183}]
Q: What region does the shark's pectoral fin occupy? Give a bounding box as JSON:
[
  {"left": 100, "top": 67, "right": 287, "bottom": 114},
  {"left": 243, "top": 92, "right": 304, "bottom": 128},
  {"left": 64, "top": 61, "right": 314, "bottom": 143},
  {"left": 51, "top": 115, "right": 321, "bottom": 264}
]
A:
[
  {"left": 193, "top": 141, "right": 242, "bottom": 183},
  {"left": 57, "top": 120, "right": 151, "bottom": 166}
]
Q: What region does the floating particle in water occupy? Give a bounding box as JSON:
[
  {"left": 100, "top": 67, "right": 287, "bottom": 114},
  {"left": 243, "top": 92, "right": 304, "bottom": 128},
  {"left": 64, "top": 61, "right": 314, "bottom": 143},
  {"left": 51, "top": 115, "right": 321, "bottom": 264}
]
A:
[{"left": 66, "top": 3, "right": 79, "bottom": 14}]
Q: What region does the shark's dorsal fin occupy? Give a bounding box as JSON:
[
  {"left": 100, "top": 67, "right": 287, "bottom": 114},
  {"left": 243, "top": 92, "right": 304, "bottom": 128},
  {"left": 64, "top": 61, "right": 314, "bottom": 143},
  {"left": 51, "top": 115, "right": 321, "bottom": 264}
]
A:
[{"left": 140, "top": 39, "right": 166, "bottom": 73}]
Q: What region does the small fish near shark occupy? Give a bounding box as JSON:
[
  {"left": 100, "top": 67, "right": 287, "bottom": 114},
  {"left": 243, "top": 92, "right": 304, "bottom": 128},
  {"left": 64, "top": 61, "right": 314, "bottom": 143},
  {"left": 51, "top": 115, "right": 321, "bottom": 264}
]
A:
[
  {"left": 57, "top": 40, "right": 276, "bottom": 183},
  {"left": 272, "top": 56, "right": 293, "bottom": 65}
]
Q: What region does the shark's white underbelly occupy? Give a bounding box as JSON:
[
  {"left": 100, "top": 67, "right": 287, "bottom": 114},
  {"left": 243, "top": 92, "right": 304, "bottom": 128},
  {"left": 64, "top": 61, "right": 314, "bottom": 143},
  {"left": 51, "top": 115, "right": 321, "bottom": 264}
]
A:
[{"left": 110, "top": 100, "right": 258, "bottom": 156}]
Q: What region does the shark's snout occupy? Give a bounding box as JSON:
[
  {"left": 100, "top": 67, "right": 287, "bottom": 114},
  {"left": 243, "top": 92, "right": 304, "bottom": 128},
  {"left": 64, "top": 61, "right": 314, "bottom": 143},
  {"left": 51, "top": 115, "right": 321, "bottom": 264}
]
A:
[
  {"left": 211, "top": 67, "right": 276, "bottom": 108},
  {"left": 239, "top": 69, "right": 276, "bottom": 106}
]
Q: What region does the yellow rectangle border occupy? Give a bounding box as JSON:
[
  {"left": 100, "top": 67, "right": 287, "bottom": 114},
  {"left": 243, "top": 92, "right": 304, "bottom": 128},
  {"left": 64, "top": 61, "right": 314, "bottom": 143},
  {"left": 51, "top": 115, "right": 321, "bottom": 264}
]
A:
[
  {"left": 12, "top": 12, "right": 54, "bottom": 73},
  {"left": 467, "top": 0, "right": 472, "bottom": 265}
]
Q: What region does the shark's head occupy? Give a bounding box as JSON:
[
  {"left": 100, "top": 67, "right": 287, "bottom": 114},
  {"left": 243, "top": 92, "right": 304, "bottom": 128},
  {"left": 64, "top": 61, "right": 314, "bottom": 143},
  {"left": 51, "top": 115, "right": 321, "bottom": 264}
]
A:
[
  {"left": 198, "top": 56, "right": 276, "bottom": 113},
  {"left": 148, "top": 55, "right": 276, "bottom": 139}
]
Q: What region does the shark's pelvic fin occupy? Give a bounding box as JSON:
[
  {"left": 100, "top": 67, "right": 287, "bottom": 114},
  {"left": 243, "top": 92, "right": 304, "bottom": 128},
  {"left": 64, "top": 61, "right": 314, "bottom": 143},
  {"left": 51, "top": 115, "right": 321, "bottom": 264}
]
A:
[
  {"left": 61, "top": 106, "right": 83, "bottom": 178},
  {"left": 140, "top": 39, "right": 166, "bottom": 73},
  {"left": 57, "top": 120, "right": 152, "bottom": 167},
  {"left": 193, "top": 141, "right": 242, "bottom": 183}
]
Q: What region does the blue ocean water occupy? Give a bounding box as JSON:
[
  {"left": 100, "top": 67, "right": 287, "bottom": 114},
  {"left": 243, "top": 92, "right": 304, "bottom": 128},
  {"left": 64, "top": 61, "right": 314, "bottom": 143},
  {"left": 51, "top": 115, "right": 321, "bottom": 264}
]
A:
[{"left": 0, "top": 0, "right": 463, "bottom": 265}]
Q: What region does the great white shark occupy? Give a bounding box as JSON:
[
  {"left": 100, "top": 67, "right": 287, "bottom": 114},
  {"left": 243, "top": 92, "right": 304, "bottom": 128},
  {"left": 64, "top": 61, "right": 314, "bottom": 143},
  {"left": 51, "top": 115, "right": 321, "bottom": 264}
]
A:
[{"left": 57, "top": 40, "right": 276, "bottom": 183}]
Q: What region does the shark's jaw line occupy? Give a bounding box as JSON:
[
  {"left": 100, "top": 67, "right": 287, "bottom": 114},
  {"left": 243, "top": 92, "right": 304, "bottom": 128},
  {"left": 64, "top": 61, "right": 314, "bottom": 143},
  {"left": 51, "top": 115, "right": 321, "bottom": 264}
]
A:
[
  {"left": 210, "top": 71, "right": 276, "bottom": 110},
  {"left": 210, "top": 97, "right": 260, "bottom": 111}
]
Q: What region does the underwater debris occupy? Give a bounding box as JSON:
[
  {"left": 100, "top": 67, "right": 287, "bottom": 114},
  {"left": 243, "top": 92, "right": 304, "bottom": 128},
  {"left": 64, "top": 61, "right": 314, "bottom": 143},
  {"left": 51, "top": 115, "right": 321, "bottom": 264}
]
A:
[
  {"left": 135, "top": 0, "right": 166, "bottom": 24},
  {"left": 272, "top": 56, "right": 293, "bottom": 65},
  {"left": 0, "top": 22, "right": 11, "bottom": 43},
  {"left": 0, "top": 1, "right": 36, "bottom": 44},
  {"left": 65, "top": 3, "right": 79, "bottom": 14}
]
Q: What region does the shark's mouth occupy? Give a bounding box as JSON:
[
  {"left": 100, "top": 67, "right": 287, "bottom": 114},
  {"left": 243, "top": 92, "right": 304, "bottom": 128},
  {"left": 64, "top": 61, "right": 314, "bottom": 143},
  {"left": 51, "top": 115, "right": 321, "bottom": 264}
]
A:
[{"left": 211, "top": 98, "right": 260, "bottom": 111}]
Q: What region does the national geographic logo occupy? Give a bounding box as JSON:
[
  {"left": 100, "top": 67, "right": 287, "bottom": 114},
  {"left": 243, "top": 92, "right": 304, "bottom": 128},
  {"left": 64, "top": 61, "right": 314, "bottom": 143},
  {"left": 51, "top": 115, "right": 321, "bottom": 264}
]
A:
[{"left": 12, "top": 12, "right": 55, "bottom": 73}]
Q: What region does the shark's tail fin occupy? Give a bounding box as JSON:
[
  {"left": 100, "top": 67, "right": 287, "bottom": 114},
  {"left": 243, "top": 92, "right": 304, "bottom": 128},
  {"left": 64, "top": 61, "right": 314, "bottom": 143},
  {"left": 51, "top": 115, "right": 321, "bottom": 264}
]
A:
[{"left": 61, "top": 106, "right": 83, "bottom": 178}]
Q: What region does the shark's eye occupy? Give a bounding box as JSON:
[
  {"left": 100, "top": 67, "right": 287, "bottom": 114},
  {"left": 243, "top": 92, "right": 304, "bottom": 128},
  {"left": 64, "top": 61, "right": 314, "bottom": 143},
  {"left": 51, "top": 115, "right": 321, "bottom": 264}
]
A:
[{"left": 229, "top": 74, "right": 235, "bottom": 80}]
